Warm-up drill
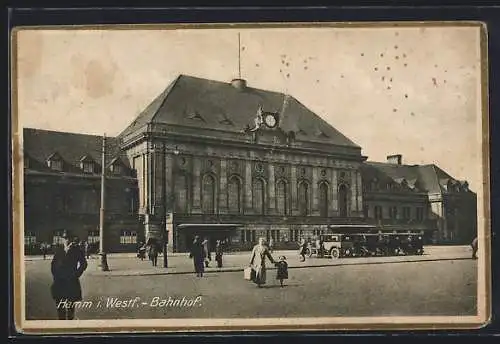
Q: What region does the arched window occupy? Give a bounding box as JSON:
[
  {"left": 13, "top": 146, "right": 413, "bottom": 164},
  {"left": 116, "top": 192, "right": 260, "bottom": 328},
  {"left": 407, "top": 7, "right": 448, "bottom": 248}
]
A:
[
  {"left": 298, "top": 181, "right": 310, "bottom": 216},
  {"left": 228, "top": 176, "right": 242, "bottom": 214},
  {"left": 252, "top": 178, "right": 265, "bottom": 215},
  {"left": 202, "top": 174, "right": 216, "bottom": 214},
  {"left": 175, "top": 174, "right": 188, "bottom": 213},
  {"left": 276, "top": 180, "right": 288, "bottom": 215},
  {"left": 338, "top": 183, "right": 348, "bottom": 217},
  {"left": 319, "top": 182, "right": 329, "bottom": 217}
]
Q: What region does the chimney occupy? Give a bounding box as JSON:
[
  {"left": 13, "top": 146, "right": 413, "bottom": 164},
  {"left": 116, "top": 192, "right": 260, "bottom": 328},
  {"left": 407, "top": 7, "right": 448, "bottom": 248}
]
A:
[
  {"left": 231, "top": 78, "right": 247, "bottom": 90},
  {"left": 387, "top": 154, "right": 402, "bottom": 165}
]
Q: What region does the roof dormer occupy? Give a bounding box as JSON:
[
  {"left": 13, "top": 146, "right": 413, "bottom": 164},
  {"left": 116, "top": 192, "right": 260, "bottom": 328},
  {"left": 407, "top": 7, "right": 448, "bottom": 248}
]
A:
[
  {"left": 46, "top": 152, "right": 64, "bottom": 172},
  {"left": 109, "top": 157, "right": 125, "bottom": 175},
  {"left": 80, "top": 155, "right": 96, "bottom": 174}
]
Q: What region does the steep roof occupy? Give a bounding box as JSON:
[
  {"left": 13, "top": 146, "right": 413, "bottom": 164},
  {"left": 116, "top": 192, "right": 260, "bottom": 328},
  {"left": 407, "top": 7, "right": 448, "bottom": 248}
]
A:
[
  {"left": 362, "top": 161, "right": 469, "bottom": 194},
  {"left": 23, "top": 128, "right": 131, "bottom": 174},
  {"left": 119, "top": 75, "right": 360, "bottom": 148}
]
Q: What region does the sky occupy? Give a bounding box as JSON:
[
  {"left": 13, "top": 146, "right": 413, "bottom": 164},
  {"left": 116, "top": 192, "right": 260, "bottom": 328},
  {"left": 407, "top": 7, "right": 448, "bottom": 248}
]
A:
[{"left": 15, "top": 25, "right": 484, "bottom": 192}]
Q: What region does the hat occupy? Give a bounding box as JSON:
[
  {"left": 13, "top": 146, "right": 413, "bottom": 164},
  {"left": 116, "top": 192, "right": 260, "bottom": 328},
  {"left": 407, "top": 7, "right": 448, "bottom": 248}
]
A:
[{"left": 279, "top": 256, "right": 286, "bottom": 261}]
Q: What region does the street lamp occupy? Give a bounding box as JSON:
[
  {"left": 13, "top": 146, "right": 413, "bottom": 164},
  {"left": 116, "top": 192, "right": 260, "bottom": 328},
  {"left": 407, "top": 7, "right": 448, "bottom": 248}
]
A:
[
  {"left": 162, "top": 144, "right": 179, "bottom": 268},
  {"left": 99, "top": 134, "right": 110, "bottom": 271}
]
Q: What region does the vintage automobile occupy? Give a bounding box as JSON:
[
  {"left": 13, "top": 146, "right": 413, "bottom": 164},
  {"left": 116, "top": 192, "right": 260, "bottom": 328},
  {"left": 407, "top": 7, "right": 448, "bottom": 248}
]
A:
[
  {"left": 305, "top": 231, "right": 425, "bottom": 259},
  {"left": 398, "top": 234, "right": 424, "bottom": 255},
  {"left": 304, "top": 233, "right": 356, "bottom": 259}
]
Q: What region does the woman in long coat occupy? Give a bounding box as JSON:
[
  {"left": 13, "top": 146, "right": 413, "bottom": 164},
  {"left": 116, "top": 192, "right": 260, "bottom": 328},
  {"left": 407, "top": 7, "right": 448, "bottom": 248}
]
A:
[
  {"left": 50, "top": 232, "right": 87, "bottom": 320},
  {"left": 190, "top": 236, "right": 205, "bottom": 277},
  {"left": 249, "top": 237, "right": 276, "bottom": 287},
  {"left": 471, "top": 237, "right": 478, "bottom": 259}
]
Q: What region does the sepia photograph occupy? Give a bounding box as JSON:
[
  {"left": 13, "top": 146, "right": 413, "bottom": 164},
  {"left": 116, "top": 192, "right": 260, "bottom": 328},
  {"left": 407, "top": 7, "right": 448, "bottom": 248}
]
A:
[{"left": 12, "top": 22, "right": 490, "bottom": 333}]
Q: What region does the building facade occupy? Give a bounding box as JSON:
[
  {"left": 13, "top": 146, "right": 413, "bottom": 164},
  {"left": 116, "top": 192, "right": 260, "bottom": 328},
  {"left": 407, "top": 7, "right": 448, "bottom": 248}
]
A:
[
  {"left": 22, "top": 75, "right": 478, "bottom": 253},
  {"left": 23, "top": 129, "right": 141, "bottom": 254},
  {"left": 119, "top": 76, "right": 366, "bottom": 253},
  {"left": 360, "top": 155, "right": 477, "bottom": 244}
]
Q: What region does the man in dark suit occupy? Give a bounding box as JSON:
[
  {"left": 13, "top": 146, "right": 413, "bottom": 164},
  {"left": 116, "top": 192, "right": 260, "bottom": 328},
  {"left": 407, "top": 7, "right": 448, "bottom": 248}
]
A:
[{"left": 50, "top": 230, "right": 88, "bottom": 320}]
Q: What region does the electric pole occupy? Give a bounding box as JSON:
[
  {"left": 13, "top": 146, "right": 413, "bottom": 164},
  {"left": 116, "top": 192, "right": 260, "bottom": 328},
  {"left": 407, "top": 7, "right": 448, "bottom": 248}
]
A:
[{"left": 99, "top": 134, "right": 110, "bottom": 271}]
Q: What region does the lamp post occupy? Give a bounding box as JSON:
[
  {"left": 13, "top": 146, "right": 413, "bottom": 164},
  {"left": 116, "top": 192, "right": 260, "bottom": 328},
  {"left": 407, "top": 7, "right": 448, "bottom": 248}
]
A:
[
  {"left": 162, "top": 142, "right": 168, "bottom": 269},
  {"left": 99, "top": 134, "right": 110, "bottom": 271},
  {"left": 162, "top": 143, "right": 179, "bottom": 268}
]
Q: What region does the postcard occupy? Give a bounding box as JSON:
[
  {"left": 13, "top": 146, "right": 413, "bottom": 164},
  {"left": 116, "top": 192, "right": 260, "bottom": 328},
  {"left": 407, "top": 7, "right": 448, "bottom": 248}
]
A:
[{"left": 11, "top": 22, "right": 491, "bottom": 333}]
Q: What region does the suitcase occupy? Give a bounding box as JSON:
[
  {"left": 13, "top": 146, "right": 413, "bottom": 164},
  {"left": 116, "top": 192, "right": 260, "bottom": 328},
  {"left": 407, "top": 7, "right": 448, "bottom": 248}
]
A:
[{"left": 244, "top": 267, "right": 255, "bottom": 281}]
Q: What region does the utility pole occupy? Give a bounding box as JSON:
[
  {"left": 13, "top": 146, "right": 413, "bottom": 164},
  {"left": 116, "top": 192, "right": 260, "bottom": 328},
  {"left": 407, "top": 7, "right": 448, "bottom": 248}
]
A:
[
  {"left": 99, "top": 134, "right": 110, "bottom": 271},
  {"left": 162, "top": 142, "right": 168, "bottom": 268}
]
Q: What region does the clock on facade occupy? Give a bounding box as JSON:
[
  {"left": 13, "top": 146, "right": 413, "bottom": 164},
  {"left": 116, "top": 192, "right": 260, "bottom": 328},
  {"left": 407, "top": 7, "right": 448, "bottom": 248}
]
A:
[{"left": 264, "top": 113, "right": 278, "bottom": 128}]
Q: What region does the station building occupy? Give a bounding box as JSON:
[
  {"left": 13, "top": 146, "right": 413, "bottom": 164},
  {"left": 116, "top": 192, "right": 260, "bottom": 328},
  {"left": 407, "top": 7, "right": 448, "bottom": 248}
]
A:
[{"left": 22, "top": 74, "right": 478, "bottom": 253}]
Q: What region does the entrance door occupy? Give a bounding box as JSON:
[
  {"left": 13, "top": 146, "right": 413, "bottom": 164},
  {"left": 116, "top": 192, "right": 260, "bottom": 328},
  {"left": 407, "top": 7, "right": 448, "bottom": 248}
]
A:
[{"left": 183, "top": 228, "right": 233, "bottom": 253}]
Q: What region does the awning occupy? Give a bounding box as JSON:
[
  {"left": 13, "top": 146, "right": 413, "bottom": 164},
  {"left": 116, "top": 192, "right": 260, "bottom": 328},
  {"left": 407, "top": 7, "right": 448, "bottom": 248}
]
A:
[
  {"left": 328, "top": 224, "right": 377, "bottom": 229},
  {"left": 177, "top": 223, "right": 243, "bottom": 229}
]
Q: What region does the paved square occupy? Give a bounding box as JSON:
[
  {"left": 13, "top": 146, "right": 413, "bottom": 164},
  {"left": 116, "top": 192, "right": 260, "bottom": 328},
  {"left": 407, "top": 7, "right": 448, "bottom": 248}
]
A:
[{"left": 24, "top": 246, "right": 477, "bottom": 320}]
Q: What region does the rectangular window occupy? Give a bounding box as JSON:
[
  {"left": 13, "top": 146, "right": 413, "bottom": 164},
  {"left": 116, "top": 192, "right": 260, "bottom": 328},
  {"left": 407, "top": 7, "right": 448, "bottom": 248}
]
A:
[
  {"left": 88, "top": 230, "right": 100, "bottom": 244},
  {"left": 416, "top": 207, "right": 424, "bottom": 221},
  {"left": 363, "top": 205, "right": 369, "bottom": 218},
  {"left": 24, "top": 231, "right": 37, "bottom": 245},
  {"left": 403, "top": 207, "right": 411, "bottom": 220},
  {"left": 120, "top": 230, "right": 138, "bottom": 245},
  {"left": 389, "top": 206, "right": 398, "bottom": 219},
  {"left": 53, "top": 231, "right": 64, "bottom": 245},
  {"left": 374, "top": 206, "right": 383, "bottom": 219}
]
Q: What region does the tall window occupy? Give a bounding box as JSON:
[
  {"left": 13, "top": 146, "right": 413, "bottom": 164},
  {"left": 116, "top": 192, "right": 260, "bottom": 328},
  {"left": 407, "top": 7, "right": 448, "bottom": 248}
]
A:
[
  {"left": 374, "top": 206, "right": 383, "bottom": 219},
  {"left": 338, "top": 184, "right": 348, "bottom": 217},
  {"left": 24, "top": 231, "right": 36, "bottom": 245},
  {"left": 175, "top": 174, "right": 189, "bottom": 213},
  {"left": 416, "top": 207, "right": 424, "bottom": 222},
  {"left": 363, "top": 205, "right": 369, "bottom": 218},
  {"left": 240, "top": 230, "right": 256, "bottom": 243},
  {"left": 276, "top": 180, "right": 288, "bottom": 215},
  {"left": 252, "top": 179, "right": 265, "bottom": 215},
  {"left": 52, "top": 231, "right": 65, "bottom": 245},
  {"left": 228, "top": 176, "right": 242, "bottom": 214},
  {"left": 389, "top": 206, "right": 398, "bottom": 219},
  {"left": 266, "top": 230, "right": 281, "bottom": 242},
  {"left": 403, "top": 207, "right": 411, "bottom": 220},
  {"left": 87, "top": 231, "right": 99, "bottom": 244},
  {"left": 298, "top": 181, "right": 310, "bottom": 216},
  {"left": 120, "top": 230, "right": 137, "bottom": 244},
  {"left": 289, "top": 229, "right": 303, "bottom": 242},
  {"left": 319, "top": 182, "right": 329, "bottom": 217},
  {"left": 133, "top": 156, "right": 144, "bottom": 209},
  {"left": 202, "top": 174, "right": 216, "bottom": 214}
]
